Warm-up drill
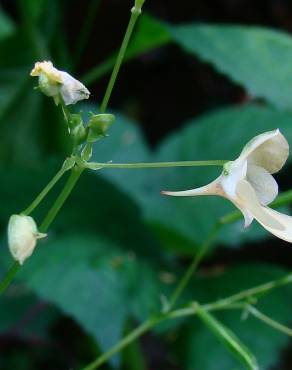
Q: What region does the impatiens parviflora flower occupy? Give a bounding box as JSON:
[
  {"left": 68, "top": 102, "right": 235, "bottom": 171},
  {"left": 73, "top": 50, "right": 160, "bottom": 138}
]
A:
[
  {"left": 30, "top": 61, "right": 90, "bottom": 106},
  {"left": 162, "top": 129, "right": 292, "bottom": 243},
  {"left": 8, "top": 215, "right": 47, "bottom": 265}
]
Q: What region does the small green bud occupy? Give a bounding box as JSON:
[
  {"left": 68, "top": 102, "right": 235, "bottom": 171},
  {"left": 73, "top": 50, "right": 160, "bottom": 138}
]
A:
[
  {"left": 68, "top": 114, "right": 83, "bottom": 130},
  {"left": 68, "top": 114, "right": 87, "bottom": 145},
  {"left": 87, "top": 113, "right": 115, "bottom": 143}
]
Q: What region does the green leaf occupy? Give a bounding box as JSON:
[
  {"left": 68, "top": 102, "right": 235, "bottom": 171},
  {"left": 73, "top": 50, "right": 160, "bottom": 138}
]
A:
[
  {"left": 196, "top": 306, "right": 259, "bottom": 370},
  {"left": 0, "top": 6, "right": 15, "bottom": 40},
  {"left": 170, "top": 24, "right": 292, "bottom": 110},
  {"left": 9, "top": 233, "right": 162, "bottom": 354},
  {"left": 179, "top": 264, "right": 292, "bottom": 370}
]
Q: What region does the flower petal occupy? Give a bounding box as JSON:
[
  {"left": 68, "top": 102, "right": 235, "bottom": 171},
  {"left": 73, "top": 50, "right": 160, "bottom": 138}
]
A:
[
  {"left": 60, "top": 71, "right": 90, "bottom": 105},
  {"left": 30, "top": 61, "right": 63, "bottom": 83},
  {"left": 161, "top": 176, "right": 224, "bottom": 197},
  {"left": 246, "top": 164, "right": 278, "bottom": 206},
  {"left": 236, "top": 179, "right": 292, "bottom": 243},
  {"left": 236, "top": 204, "right": 254, "bottom": 228},
  {"left": 239, "top": 129, "right": 289, "bottom": 174}
]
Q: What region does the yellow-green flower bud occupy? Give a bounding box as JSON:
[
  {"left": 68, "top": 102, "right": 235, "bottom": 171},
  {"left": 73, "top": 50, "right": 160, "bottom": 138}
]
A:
[{"left": 8, "top": 215, "right": 46, "bottom": 265}]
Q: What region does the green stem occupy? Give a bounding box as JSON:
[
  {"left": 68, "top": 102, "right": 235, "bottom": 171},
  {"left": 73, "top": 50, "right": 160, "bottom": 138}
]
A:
[
  {"left": 39, "top": 167, "right": 84, "bottom": 233},
  {"left": 22, "top": 159, "right": 74, "bottom": 216},
  {"left": 203, "top": 272, "right": 292, "bottom": 312},
  {"left": 167, "top": 223, "right": 220, "bottom": 311},
  {"left": 82, "top": 316, "right": 161, "bottom": 370},
  {"left": 0, "top": 262, "right": 20, "bottom": 295},
  {"left": 247, "top": 305, "right": 292, "bottom": 337},
  {"left": 83, "top": 160, "right": 226, "bottom": 170},
  {"left": 99, "top": 5, "right": 144, "bottom": 113}
]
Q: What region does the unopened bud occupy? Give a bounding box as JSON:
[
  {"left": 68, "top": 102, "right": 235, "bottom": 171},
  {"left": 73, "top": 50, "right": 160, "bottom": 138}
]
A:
[
  {"left": 8, "top": 215, "right": 46, "bottom": 265},
  {"left": 68, "top": 114, "right": 87, "bottom": 145},
  {"left": 87, "top": 113, "right": 115, "bottom": 143}
]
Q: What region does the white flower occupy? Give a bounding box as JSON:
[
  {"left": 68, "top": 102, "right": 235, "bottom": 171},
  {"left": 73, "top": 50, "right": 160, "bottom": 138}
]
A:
[
  {"left": 8, "top": 215, "right": 46, "bottom": 265},
  {"left": 31, "top": 61, "right": 90, "bottom": 105},
  {"left": 162, "top": 129, "right": 292, "bottom": 243}
]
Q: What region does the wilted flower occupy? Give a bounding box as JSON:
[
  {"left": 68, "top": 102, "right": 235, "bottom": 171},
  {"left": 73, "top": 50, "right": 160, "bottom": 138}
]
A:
[
  {"left": 8, "top": 215, "right": 46, "bottom": 265},
  {"left": 31, "top": 61, "right": 90, "bottom": 105},
  {"left": 162, "top": 129, "right": 292, "bottom": 243}
]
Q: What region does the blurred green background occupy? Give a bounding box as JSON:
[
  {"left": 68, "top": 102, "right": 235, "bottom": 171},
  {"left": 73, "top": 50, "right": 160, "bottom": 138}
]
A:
[{"left": 0, "top": 0, "right": 292, "bottom": 369}]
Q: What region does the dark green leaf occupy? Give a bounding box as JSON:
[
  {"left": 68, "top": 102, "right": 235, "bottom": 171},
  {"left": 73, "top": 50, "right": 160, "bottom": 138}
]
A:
[
  {"left": 10, "top": 233, "right": 162, "bottom": 353},
  {"left": 170, "top": 24, "right": 292, "bottom": 109}
]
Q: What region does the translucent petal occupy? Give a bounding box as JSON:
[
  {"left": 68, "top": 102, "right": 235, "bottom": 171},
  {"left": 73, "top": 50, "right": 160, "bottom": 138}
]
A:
[
  {"left": 246, "top": 164, "right": 278, "bottom": 206},
  {"left": 236, "top": 180, "right": 292, "bottom": 243},
  {"left": 162, "top": 176, "right": 224, "bottom": 197},
  {"left": 239, "top": 129, "right": 289, "bottom": 174},
  {"left": 60, "top": 72, "right": 90, "bottom": 105}
]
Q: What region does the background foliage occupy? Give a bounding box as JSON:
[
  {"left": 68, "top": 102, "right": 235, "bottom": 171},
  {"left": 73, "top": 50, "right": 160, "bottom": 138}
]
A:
[{"left": 0, "top": 0, "right": 292, "bottom": 369}]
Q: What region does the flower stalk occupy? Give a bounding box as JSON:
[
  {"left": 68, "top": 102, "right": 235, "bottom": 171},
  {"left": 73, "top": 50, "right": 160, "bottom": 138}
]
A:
[{"left": 79, "top": 159, "right": 226, "bottom": 170}]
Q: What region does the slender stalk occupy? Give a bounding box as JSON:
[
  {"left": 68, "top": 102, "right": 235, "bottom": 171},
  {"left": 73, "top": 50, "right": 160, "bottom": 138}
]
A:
[
  {"left": 247, "top": 305, "right": 292, "bottom": 337},
  {"left": 0, "top": 262, "right": 20, "bottom": 295},
  {"left": 39, "top": 167, "right": 84, "bottom": 233},
  {"left": 22, "top": 159, "right": 74, "bottom": 216},
  {"left": 99, "top": 5, "right": 144, "bottom": 113},
  {"left": 203, "top": 272, "right": 292, "bottom": 311},
  {"left": 167, "top": 223, "right": 220, "bottom": 311},
  {"left": 83, "top": 160, "right": 226, "bottom": 170},
  {"left": 82, "top": 317, "right": 161, "bottom": 370}
]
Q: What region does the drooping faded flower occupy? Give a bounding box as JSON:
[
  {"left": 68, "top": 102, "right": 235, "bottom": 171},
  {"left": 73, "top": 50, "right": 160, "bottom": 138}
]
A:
[
  {"left": 162, "top": 129, "right": 292, "bottom": 242},
  {"left": 8, "top": 215, "right": 46, "bottom": 265},
  {"left": 31, "top": 61, "right": 90, "bottom": 105}
]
